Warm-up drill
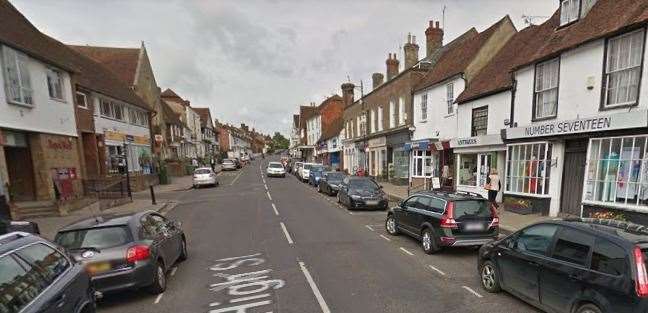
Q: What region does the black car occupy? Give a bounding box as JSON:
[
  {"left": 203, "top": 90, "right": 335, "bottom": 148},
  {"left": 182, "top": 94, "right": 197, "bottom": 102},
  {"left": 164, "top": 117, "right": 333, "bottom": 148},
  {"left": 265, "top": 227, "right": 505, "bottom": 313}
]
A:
[
  {"left": 317, "top": 171, "right": 347, "bottom": 196},
  {"left": 0, "top": 232, "right": 96, "bottom": 313},
  {"left": 55, "top": 211, "right": 187, "bottom": 295},
  {"left": 337, "top": 177, "right": 388, "bottom": 210},
  {"left": 477, "top": 218, "right": 648, "bottom": 313},
  {"left": 385, "top": 191, "right": 499, "bottom": 254}
]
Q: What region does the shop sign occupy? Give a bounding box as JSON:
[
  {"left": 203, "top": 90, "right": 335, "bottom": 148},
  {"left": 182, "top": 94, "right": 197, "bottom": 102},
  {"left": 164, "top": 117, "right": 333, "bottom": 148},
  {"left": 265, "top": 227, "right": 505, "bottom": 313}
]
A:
[
  {"left": 405, "top": 140, "right": 429, "bottom": 151},
  {"left": 47, "top": 138, "right": 73, "bottom": 150},
  {"left": 368, "top": 136, "right": 386, "bottom": 147},
  {"left": 450, "top": 134, "right": 504, "bottom": 148},
  {"left": 105, "top": 131, "right": 150, "bottom": 145},
  {"left": 505, "top": 110, "right": 648, "bottom": 140}
]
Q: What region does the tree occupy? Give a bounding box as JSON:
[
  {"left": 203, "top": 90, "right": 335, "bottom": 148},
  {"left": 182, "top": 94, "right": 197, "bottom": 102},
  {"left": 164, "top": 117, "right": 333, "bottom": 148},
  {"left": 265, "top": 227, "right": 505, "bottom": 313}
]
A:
[{"left": 270, "top": 132, "right": 289, "bottom": 152}]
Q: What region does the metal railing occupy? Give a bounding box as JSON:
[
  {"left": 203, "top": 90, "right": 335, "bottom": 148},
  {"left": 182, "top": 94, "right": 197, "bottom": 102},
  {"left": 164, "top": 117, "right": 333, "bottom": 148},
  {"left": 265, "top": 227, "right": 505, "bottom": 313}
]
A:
[{"left": 83, "top": 178, "right": 129, "bottom": 200}]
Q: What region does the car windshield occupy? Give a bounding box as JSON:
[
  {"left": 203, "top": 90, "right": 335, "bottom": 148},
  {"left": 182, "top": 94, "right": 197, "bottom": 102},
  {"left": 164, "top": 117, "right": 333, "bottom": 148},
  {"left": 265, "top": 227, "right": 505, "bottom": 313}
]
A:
[
  {"left": 326, "top": 173, "right": 345, "bottom": 182},
  {"left": 195, "top": 169, "right": 211, "bottom": 174},
  {"left": 55, "top": 226, "right": 132, "bottom": 250},
  {"left": 303, "top": 164, "right": 312, "bottom": 170},
  {"left": 350, "top": 179, "right": 379, "bottom": 191},
  {"left": 269, "top": 163, "right": 283, "bottom": 168},
  {"left": 453, "top": 201, "right": 491, "bottom": 218}
]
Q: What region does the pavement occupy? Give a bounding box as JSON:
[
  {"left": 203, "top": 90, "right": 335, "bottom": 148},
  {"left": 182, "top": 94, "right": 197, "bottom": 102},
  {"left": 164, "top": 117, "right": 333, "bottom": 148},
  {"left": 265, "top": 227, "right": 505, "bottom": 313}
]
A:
[{"left": 91, "top": 156, "right": 540, "bottom": 313}]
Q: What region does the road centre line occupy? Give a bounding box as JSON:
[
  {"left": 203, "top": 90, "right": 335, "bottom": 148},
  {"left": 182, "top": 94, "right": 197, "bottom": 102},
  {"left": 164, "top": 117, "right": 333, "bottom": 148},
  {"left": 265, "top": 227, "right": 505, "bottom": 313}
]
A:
[
  {"left": 154, "top": 293, "right": 164, "bottom": 304},
  {"left": 230, "top": 170, "right": 243, "bottom": 186},
  {"left": 428, "top": 265, "right": 446, "bottom": 276},
  {"left": 266, "top": 191, "right": 272, "bottom": 201},
  {"left": 462, "top": 286, "right": 484, "bottom": 298},
  {"left": 280, "top": 222, "right": 294, "bottom": 244},
  {"left": 399, "top": 247, "right": 414, "bottom": 256},
  {"left": 379, "top": 234, "right": 392, "bottom": 242},
  {"left": 272, "top": 203, "right": 279, "bottom": 216},
  {"left": 298, "top": 261, "right": 332, "bottom": 313}
]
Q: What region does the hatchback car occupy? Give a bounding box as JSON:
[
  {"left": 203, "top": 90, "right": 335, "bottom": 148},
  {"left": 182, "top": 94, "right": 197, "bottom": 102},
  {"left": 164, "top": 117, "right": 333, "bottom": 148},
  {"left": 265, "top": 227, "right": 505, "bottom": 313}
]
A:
[
  {"left": 477, "top": 218, "right": 648, "bottom": 313},
  {"left": 0, "top": 232, "right": 96, "bottom": 313},
  {"left": 222, "top": 159, "right": 237, "bottom": 171},
  {"left": 55, "top": 211, "right": 187, "bottom": 295},
  {"left": 266, "top": 162, "right": 286, "bottom": 177},
  {"left": 337, "top": 177, "right": 388, "bottom": 210},
  {"left": 193, "top": 167, "right": 219, "bottom": 188},
  {"left": 385, "top": 191, "right": 499, "bottom": 254},
  {"left": 308, "top": 165, "right": 326, "bottom": 186},
  {"left": 317, "top": 171, "right": 347, "bottom": 196}
]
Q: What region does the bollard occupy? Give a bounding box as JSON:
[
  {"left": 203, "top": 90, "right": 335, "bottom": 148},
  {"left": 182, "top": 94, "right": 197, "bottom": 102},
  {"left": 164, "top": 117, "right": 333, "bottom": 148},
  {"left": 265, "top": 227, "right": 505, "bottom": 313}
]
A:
[{"left": 150, "top": 185, "right": 157, "bottom": 205}]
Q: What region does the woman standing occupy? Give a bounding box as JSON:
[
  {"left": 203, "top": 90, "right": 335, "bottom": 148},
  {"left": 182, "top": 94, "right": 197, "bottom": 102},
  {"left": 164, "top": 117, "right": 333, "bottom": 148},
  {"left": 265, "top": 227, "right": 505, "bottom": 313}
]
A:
[{"left": 485, "top": 168, "right": 501, "bottom": 209}]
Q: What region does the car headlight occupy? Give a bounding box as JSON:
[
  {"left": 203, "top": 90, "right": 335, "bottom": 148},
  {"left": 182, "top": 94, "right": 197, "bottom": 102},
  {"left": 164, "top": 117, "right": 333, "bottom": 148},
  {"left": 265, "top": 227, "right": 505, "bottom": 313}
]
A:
[{"left": 315, "top": 177, "right": 320, "bottom": 181}]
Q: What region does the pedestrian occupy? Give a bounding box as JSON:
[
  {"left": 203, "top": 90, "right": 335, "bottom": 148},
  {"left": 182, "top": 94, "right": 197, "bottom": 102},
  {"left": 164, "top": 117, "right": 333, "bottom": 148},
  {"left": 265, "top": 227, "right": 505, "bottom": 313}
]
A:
[{"left": 485, "top": 168, "right": 501, "bottom": 209}]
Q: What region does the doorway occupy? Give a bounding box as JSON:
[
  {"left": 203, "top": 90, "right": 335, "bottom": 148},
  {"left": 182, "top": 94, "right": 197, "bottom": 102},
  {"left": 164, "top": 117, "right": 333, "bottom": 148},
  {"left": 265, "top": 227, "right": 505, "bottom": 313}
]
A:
[
  {"left": 561, "top": 139, "right": 588, "bottom": 216},
  {"left": 5, "top": 145, "right": 36, "bottom": 201}
]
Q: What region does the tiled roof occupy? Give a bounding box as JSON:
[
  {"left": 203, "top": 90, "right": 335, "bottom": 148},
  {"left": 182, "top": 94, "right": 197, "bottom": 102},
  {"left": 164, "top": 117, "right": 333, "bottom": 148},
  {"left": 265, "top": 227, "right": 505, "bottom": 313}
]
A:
[
  {"left": 161, "top": 88, "right": 181, "bottom": 99},
  {"left": 299, "top": 106, "right": 318, "bottom": 127},
  {"left": 69, "top": 45, "right": 140, "bottom": 85},
  {"left": 161, "top": 99, "right": 182, "bottom": 125},
  {"left": 319, "top": 95, "right": 344, "bottom": 141},
  {"left": 414, "top": 16, "right": 511, "bottom": 92},
  {"left": 0, "top": 0, "right": 78, "bottom": 71},
  {"left": 192, "top": 107, "right": 213, "bottom": 128}
]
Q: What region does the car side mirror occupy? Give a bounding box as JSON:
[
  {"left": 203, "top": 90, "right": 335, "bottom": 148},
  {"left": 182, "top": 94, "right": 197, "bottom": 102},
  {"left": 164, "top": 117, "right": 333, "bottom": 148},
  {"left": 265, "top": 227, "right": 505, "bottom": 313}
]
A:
[{"left": 398, "top": 200, "right": 405, "bottom": 208}]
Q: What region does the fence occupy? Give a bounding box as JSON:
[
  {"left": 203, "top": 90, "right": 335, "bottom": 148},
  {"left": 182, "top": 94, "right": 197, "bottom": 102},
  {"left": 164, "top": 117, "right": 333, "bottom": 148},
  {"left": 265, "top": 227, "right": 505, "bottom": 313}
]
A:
[{"left": 83, "top": 177, "right": 130, "bottom": 200}]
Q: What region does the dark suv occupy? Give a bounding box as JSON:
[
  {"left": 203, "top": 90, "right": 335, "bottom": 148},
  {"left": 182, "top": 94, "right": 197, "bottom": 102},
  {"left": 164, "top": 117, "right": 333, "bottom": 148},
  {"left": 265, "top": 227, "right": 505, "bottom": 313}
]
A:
[
  {"left": 0, "top": 232, "right": 96, "bottom": 313},
  {"left": 477, "top": 218, "right": 648, "bottom": 313},
  {"left": 385, "top": 191, "right": 499, "bottom": 253}
]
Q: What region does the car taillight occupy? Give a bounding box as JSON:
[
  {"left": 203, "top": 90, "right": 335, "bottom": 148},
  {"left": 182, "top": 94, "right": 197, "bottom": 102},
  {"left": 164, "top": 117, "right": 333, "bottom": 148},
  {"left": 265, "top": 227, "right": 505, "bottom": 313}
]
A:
[
  {"left": 440, "top": 202, "right": 458, "bottom": 229},
  {"left": 488, "top": 204, "right": 499, "bottom": 228},
  {"left": 634, "top": 247, "right": 648, "bottom": 298},
  {"left": 126, "top": 245, "right": 150, "bottom": 263}
]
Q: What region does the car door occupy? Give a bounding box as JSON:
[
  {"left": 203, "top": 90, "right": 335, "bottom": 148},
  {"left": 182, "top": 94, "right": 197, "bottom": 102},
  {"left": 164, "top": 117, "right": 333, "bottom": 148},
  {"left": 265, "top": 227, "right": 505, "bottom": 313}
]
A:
[
  {"left": 539, "top": 226, "right": 595, "bottom": 313},
  {"left": 339, "top": 178, "right": 350, "bottom": 204},
  {"left": 398, "top": 196, "right": 420, "bottom": 235},
  {"left": 498, "top": 223, "right": 558, "bottom": 305},
  {"left": 150, "top": 214, "right": 181, "bottom": 265},
  {"left": 409, "top": 196, "right": 433, "bottom": 235},
  {"left": 142, "top": 214, "right": 172, "bottom": 266}
]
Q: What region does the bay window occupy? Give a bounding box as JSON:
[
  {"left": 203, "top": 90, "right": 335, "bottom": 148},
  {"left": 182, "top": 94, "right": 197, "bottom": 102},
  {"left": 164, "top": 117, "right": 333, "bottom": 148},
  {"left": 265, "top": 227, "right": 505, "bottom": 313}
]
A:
[
  {"left": 534, "top": 58, "right": 559, "bottom": 120},
  {"left": 2, "top": 46, "right": 32, "bottom": 105},
  {"left": 506, "top": 143, "right": 552, "bottom": 195},
  {"left": 603, "top": 29, "right": 645, "bottom": 108}
]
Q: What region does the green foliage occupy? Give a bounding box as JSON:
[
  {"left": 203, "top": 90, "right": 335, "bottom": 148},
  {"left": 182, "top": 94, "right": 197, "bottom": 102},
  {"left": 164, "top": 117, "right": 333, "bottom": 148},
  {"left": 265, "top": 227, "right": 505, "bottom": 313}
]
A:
[{"left": 270, "top": 132, "right": 290, "bottom": 151}]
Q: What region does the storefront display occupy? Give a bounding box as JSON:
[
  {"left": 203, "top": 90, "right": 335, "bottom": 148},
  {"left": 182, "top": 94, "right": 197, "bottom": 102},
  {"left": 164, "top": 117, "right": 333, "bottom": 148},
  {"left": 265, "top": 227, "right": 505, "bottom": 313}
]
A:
[{"left": 505, "top": 142, "right": 552, "bottom": 196}]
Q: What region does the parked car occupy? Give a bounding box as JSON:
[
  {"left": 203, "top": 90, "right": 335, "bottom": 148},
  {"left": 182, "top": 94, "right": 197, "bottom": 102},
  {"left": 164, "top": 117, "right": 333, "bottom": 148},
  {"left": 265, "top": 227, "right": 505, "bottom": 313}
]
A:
[
  {"left": 0, "top": 218, "right": 40, "bottom": 235},
  {"left": 266, "top": 162, "right": 286, "bottom": 177},
  {"left": 308, "top": 165, "right": 327, "bottom": 186},
  {"left": 477, "top": 218, "right": 648, "bottom": 313},
  {"left": 0, "top": 231, "right": 96, "bottom": 313},
  {"left": 386, "top": 191, "right": 498, "bottom": 254},
  {"left": 301, "top": 163, "right": 321, "bottom": 183},
  {"left": 193, "top": 167, "right": 219, "bottom": 188},
  {"left": 317, "top": 171, "right": 347, "bottom": 196},
  {"left": 54, "top": 211, "right": 187, "bottom": 295},
  {"left": 337, "top": 177, "right": 388, "bottom": 210},
  {"left": 233, "top": 158, "right": 242, "bottom": 169},
  {"left": 293, "top": 162, "right": 303, "bottom": 178},
  {"left": 222, "top": 159, "right": 238, "bottom": 171}
]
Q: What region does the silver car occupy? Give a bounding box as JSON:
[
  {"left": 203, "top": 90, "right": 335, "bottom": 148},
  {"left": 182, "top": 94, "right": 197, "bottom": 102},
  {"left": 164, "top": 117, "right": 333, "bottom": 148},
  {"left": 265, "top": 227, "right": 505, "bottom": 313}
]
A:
[
  {"left": 221, "top": 159, "right": 237, "bottom": 171},
  {"left": 266, "top": 162, "right": 286, "bottom": 177},
  {"left": 193, "top": 167, "right": 219, "bottom": 188}
]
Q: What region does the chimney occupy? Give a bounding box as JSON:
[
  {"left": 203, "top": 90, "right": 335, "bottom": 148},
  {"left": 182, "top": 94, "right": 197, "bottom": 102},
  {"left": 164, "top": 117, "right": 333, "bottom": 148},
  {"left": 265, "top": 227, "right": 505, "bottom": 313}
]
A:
[
  {"left": 403, "top": 33, "right": 419, "bottom": 69},
  {"left": 341, "top": 82, "right": 355, "bottom": 107},
  {"left": 425, "top": 20, "right": 444, "bottom": 58},
  {"left": 371, "top": 73, "right": 384, "bottom": 90},
  {"left": 386, "top": 53, "right": 400, "bottom": 81}
]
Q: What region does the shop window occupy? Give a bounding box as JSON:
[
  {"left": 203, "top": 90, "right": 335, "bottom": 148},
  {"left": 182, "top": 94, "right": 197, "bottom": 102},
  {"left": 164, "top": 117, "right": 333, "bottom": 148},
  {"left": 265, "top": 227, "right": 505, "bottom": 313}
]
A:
[
  {"left": 106, "top": 145, "right": 125, "bottom": 174},
  {"left": 459, "top": 154, "right": 478, "bottom": 186},
  {"left": 505, "top": 143, "right": 552, "bottom": 196},
  {"left": 393, "top": 149, "right": 409, "bottom": 179},
  {"left": 584, "top": 135, "right": 648, "bottom": 208},
  {"left": 534, "top": 58, "right": 559, "bottom": 120},
  {"left": 603, "top": 29, "right": 644, "bottom": 108},
  {"left": 471, "top": 106, "right": 488, "bottom": 136},
  {"left": 412, "top": 150, "right": 437, "bottom": 178}
]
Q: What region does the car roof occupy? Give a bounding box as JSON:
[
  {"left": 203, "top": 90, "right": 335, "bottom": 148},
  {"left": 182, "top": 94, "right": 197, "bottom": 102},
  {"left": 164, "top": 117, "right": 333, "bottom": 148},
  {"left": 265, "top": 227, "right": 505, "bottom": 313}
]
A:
[
  {"left": 324, "top": 171, "right": 345, "bottom": 175},
  {"left": 0, "top": 232, "right": 46, "bottom": 256},
  {"left": 268, "top": 161, "right": 282, "bottom": 164},
  {"left": 412, "top": 190, "right": 486, "bottom": 201},
  {"left": 58, "top": 211, "right": 152, "bottom": 233},
  {"left": 544, "top": 218, "right": 648, "bottom": 246},
  {"left": 195, "top": 167, "right": 212, "bottom": 171}
]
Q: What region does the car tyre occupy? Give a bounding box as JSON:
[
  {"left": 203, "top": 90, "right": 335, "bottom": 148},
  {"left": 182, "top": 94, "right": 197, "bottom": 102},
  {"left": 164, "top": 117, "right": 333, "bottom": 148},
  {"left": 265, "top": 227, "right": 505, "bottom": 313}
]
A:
[
  {"left": 421, "top": 228, "right": 440, "bottom": 254},
  {"left": 146, "top": 261, "right": 167, "bottom": 295},
  {"left": 576, "top": 304, "right": 602, "bottom": 313},
  {"left": 479, "top": 260, "right": 501, "bottom": 293},
  {"left": 385, "top": 215, "right": 399, "bottom": 235},
  {"left": 178, "top": 237, "right": 188, "bottom": 262}
]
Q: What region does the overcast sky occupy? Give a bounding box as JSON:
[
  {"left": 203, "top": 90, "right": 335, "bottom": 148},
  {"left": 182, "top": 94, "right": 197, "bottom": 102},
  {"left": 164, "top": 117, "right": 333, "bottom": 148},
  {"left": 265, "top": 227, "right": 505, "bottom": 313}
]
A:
[{"left": 13, "top": 0, "right": 556, "bottom": 136}]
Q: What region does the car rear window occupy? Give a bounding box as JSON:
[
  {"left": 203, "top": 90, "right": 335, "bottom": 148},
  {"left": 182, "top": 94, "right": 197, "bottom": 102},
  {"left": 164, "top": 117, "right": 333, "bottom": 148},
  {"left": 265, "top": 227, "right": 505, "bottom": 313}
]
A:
[
  {"left": 56, "top": 226, "right": 132, "bottom": 250},
  {"left": 452, "top": 200, "right": 491, "bottom": 218},
  {"left": 195, "top": 169, "right": 211, "bottom": 174},
  {"left": 269, "top": 163, "right": 283, "bottom": 168}
]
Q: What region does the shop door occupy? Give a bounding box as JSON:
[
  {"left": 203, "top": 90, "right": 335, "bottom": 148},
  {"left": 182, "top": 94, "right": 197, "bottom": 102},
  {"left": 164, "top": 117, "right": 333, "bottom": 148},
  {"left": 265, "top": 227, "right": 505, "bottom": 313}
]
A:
[
  {"left": 5, "top": 146, "right": 36, "bottom": 201},
  {"left": 561, "top": 139, "right": 588, "bottom": 216},
  {"left": 478, "top": 154, "right": 492, "bottom": 188}
]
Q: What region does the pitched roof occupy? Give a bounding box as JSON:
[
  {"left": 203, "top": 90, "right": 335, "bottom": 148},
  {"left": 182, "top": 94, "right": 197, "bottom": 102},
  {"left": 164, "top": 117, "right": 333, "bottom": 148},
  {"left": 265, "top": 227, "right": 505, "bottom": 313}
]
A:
[
  {"left": 161, "top": 99, "right": 182, "bottom": 125},
  {"left": 192, "top": 107, "right": 213, "bottom": 128},
  {"left": 0, "top": 0, "right": 78, "bottom": 71},
  {"left": 299, "top": 106, "right": 318, "bottom": 127},
  {"left": 456, "top": 21, "right": 556, "bottom": 103},
  {"left": 318, "top": 95, "right": 344, "bottom": 141},
  {"left": 69, "top": 45, "right": 140, "bottom": 85},
  {"left": 161, "top": 88, "right": 181, "bottom": 99},
  {"left": 414, "top": 16, "right": 510, "bottom": 91},
  {"left": 512, "top": 0, "right": 648, "bottom": 70}
]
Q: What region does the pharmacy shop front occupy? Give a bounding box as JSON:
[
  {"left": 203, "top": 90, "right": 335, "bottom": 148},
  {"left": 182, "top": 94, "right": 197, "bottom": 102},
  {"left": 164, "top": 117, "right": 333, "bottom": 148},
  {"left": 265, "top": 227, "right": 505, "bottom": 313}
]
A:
[
  {"left": 450, "top": 134, "right": 505, "bottom": 201},
  {"left": 503, "top": 110, "right": 648, "bottom": 221}
]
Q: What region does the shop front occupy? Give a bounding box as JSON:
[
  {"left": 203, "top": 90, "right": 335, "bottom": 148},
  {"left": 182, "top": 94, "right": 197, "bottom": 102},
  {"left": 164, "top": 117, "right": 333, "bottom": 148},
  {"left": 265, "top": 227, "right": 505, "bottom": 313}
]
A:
[
  {"left": 451, "top": 134, "right": 505, "bottom": 200},
  {"left": 103, "top": 131, "right": 153, "bottom": 175},
  {"left": 367, "top": 136, "right": 387, "bottom": 179},
  {"left": 405, "top": 140, "right": 453, "bottom": 189},
  {"left": 386, "top": 130, "right": 410, "bottom": 185}
]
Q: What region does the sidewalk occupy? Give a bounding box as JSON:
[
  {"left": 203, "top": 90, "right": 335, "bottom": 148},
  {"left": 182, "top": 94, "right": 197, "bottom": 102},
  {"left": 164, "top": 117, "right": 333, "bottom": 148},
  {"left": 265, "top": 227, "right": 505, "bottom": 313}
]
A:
[{"left": 381, "top": 182, "right": 551, "bottom": 234}]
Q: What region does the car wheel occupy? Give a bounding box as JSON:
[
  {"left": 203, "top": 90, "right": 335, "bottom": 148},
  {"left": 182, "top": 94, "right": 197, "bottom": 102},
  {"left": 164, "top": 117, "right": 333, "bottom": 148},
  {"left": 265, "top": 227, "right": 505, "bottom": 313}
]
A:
[
  {"left": 178, "top": 237, "right": 188, "bottom": 262},
  {"left": 421, "top": 228, "right": 440, "bottom": 254},
  {"left": 480, "top": 260, "right": 501, "bottom": 293},
  {"left": 146, "top": 261, "right": 167, "bottom": 294},
  {"left": 576, "top": 304, "right": 602, "bottom": 313},
  {"left": 385, "top": 215, "right": 399, "bottom": 235}
]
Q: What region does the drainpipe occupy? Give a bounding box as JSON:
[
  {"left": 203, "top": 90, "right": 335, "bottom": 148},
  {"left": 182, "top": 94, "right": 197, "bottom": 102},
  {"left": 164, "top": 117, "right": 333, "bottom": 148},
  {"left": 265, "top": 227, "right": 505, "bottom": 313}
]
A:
[{"left": 509, "top": 74, "right": 517, "bottom": 129}]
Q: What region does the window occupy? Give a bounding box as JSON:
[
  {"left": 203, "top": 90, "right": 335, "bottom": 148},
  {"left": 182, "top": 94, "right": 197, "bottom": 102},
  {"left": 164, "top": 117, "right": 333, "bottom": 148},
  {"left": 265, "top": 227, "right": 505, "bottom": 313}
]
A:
[
  {"left": 46, "top": 68, "right": 64, "bottom": 100},
  {"left": 76, "top": 92, "right": 88, "bottom": 108},
  {"left": 2, "top": 46, "right": 32, "bottom": 105},
  {"left": 552, "top": 229, "right": 593, "bottom": 266},
  {"left": 591, "top": 239, "right": 627, "bottom": 276},
  {"left": 428, "top": 198, "right": 446, "bottom": 214},
  {"left": 0, "top": 255, "right": 49, "bottom": 312},
  {"left": 505, "top": 143, "right": 552, "bottom": 195},
  {"left": 16, "top": 244, "right": 70, "bottom": 283},
  {"left": 459, "top": 154, "right": 478, "bottom": 186},
  {"left": 420, "top": 93, "right": 428, "bottom": 121},
  {"left": 100, "top": 99, "right": 112, "bottom": 116},
  {"left": 446, "top": 83, "right": 454, "bottom": 114},
  {"left": 377, "top": 106, "right": 383, "bottom": 131},
  {"left": 534, "top": 58, "right": 559, "bottom": 119},
  {"left": 580, "top": 0, "right": 597, "bottom": 17},
  {"left": 113, "top": 103, "right": 124, "bottom": 120},
  {"left": 560, "top": 0, "right": 580, "bottom": 25},
  {"left": 389, "top": 100, "right": 396, "bottom": 128},
  {"left": 603, "top": 29, "right": 645, "bottom": 108},
  {"left": 584, "top": 135, "right": 648, "bottom": 208},
  {"left": 515, "top": 224, "right": 558, "bottom": 256},
  {"left": 55, "top": 226, "right": 132, "bottom": 250},
  {"left": 399, "top": 96, "right": 405, "bottom": 125},
  {"left": 412, "top": 150, "right": 437, "bottom": 177},
  {"left": 471, "top": 106, "right": 488, "bottom": 136},
  {"left": 371, "top": 109, "right": 377, "bottom": 133}
]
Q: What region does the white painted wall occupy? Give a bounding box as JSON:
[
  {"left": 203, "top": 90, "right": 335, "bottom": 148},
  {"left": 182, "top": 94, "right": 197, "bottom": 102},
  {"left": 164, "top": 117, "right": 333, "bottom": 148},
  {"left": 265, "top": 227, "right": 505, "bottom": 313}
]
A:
[
  {"left": 306, "top": 115, "right": 321, "bottom": 146},
  {"left": 0, "top": 47, "right": 76, "bottom": 137},
  {"left": 412, "top": 76, "right": 465, "bottom": 141},
  {"left": 456, "top": 91, "right": 511, "bottom": 137},
  {"left": 92, "top": 94, "right": 151, "bottom": 143}
]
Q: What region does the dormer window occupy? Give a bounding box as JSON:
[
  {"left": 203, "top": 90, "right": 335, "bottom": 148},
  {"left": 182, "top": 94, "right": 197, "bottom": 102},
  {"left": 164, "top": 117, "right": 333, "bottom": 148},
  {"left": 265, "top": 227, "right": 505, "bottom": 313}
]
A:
[
  {"left": 580, "top": 0, "right": 597, "bottom": 18},
  {"left": 560, "top": 0, "right": 580, "bottom": 26}
]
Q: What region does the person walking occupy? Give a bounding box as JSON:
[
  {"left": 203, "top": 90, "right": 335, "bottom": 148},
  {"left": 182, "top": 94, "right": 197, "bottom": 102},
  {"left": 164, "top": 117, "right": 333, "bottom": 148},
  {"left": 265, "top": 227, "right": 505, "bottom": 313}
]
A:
[{"left": 485, "top": 168, "right": 501, "bottom": 209}]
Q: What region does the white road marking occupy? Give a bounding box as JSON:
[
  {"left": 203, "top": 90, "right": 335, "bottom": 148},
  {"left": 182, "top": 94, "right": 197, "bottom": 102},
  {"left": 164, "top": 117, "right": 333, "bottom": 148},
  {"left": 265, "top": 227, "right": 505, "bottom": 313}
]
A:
[
  {"left": 215, "top": 253, "right": 262, "bottom": 262},
  {"left": 170, "top": 266, "right": 178, "bottom": 276},
  {"left": 428, "top": 265, "right": 446, "bottom": 276},
  {"left": 348, "top": 211, "right": 354, "bottom": 215},
  {"left": 365, "top": 225, "right": 375, "bottom": 231},
  {"left": 154, "top": 293, "right": 164, "bottom": 304},
  {"left": 264, "top": 184, "right": 268, "bottom": 191},
  {"left": 379, "top": 234, "right": 392, "bottom": 242},
  {"left": 462, "top": 286, "right": 484, "bottom": 298},
  {"left": 266, "top": 191, "right": 272, "bottom": 201},
  {"left": 399, "top": 247, "right": 414, "bottom": 256},
  {"left": 230, "top": 293, "right": 271, "bottom": 303},
  {"left": 280, "top": 222, "right": 294, "bottom": 244},
  {"left": 271, "top": 203, "right": 279, "bottom": 216},
  {"left": 230, "top": 171, "right": 243, "bottom": 186},
  {"left": 298, "top": 261, "right": 331, "bottom": 313}
]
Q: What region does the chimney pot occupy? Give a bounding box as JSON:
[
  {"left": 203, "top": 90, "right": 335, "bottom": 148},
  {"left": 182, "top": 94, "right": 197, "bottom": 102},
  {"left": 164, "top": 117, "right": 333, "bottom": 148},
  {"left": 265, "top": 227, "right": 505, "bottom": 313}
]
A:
[
  {"left": 386, "top": 52, "right": 400, "bottom": 80},
  {"left": 341, "top": 82, "right": 355, "bottom": 107},
  {"left": 404, "top": 33, "right": 420, "bottom": 69},
  {"left": 429, "top": 20, "right": 434, "bottom": 27},
  {"left": 371, "top": 72, "right": 384, "bottom": 90},
  {"left": 425, "top": 19, "right": 444, "bottom": 58},
  {"left": 435, "top": 21, "right": 440, "bottom": 28}
]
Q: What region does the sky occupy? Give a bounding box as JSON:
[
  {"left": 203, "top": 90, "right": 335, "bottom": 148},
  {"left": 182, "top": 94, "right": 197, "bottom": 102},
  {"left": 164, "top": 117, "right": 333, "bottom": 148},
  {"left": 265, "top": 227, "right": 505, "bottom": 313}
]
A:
[{"left": 12, "top": 0, "right": 556, "bottom": 137}]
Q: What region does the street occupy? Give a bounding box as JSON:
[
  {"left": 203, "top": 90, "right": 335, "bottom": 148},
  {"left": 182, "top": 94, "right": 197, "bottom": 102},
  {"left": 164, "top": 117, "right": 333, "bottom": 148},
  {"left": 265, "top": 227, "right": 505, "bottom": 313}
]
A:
[{"left": 96, "top": 157, "right": 539, "bottom": 313}]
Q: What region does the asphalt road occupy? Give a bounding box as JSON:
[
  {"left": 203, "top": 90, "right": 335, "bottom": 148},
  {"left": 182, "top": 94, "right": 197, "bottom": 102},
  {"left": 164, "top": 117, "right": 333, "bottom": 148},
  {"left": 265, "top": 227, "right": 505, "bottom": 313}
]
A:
[{"left": 97, "top": 157, "right": 540, "bottom": 313}]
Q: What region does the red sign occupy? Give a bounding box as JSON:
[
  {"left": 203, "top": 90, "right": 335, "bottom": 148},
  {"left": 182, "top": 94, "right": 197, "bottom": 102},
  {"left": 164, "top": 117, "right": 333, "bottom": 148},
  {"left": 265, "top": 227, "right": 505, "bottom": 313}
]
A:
[{"left": 47, "top": 139, "right": 73, "bottom": 150}]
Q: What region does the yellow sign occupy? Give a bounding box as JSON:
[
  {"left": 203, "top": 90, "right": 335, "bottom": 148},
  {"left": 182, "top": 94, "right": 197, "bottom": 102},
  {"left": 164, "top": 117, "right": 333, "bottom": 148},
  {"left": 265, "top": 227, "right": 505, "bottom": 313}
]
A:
[{"left": 104, "top": 131, "right": 150, "bottom": 145}]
